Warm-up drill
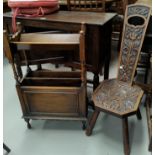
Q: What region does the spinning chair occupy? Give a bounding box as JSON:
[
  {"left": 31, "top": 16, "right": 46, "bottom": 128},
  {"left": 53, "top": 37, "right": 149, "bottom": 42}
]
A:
[{"left": 86, "top": 4, "right": 151, "bottom": 155}]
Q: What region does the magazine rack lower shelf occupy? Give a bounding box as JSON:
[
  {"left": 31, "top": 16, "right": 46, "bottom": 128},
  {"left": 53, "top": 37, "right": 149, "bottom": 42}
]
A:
[{"left": 16, "top": 71, "right": 87, "bottom": 129}]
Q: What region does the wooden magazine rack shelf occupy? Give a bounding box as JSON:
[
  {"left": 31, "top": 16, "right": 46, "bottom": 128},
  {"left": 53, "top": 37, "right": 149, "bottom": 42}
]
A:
[{"left": 4, "top": 23, "right": 87, "bottom": 129}]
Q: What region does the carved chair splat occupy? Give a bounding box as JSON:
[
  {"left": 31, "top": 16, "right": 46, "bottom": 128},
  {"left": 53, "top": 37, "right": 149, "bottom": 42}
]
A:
[{"left": 86, "top": 4, "right": 151, "bottom": 155}]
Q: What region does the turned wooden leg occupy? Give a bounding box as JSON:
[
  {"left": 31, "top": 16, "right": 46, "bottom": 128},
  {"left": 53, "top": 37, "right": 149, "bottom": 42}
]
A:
[
  {"left": 136, "top": 108, "right": 142, "bottom": 120},
  {"left": 25, "top": 119, "right": 31, "bottom": 129},
  {"left": 3, "top": 143, "right": 11, "bottom": 153},
  {"left": 93, "top": 74, "right": 99, "bottom": 90},
  {"left": 82, "top": 121, "right": 86, "bottom": 130},
  {"left": 122, "top": 117, "right": 130, "bottom": 155},
  {"left": 86, "top": 109, "right": 100, "bottom": 136}
]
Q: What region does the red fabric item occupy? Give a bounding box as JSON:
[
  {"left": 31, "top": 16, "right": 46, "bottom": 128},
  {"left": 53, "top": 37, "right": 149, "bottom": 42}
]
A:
[
  {"left": 8, "top": 0, "right": 59, "bottom": 32},
  {"left": 8, "top": 0, "right": 59, "bottom": 8}
]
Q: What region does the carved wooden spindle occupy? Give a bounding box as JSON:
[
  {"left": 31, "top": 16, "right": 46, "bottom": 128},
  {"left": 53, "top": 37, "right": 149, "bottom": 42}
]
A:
[
  {"left": 74, "top": 0, "right": 76, "bottom": 9},
  {"left": 89, "top": 0, "right": 92, "bottom": 8},
  {"left": 79, "top": 23, "right": 86, "bottom": 84},
  {"left": 84, "top": 0, "right": 87, "bottom": 8},
  {"left": 78, "top": 0, "right": 81, "bottom": 9},
  {"left": 67, "top": 0, "right": 71, "bottom": 10},
  {"left": 67, "top": 0, "right": 105, "bottom": 12}
]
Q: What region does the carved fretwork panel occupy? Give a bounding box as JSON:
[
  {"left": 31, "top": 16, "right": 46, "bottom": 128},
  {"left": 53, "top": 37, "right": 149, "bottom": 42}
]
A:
[
  {"left": 92, "top": 79, "right": 143, "bottom": 116},
  {"left": 127, "top": 5, "right": 151, "bottom": 18},
  {"left": 67, "top": 0, "right": 105, "bottom": 12},
  {"left": 117, "top": 5, "right": 151, "bottom": 84}
]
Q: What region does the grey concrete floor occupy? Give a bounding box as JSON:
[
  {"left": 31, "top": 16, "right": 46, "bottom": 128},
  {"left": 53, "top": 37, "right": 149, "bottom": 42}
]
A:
[{"left": 3, "top": 43, "right": 151, "bottom": 155}]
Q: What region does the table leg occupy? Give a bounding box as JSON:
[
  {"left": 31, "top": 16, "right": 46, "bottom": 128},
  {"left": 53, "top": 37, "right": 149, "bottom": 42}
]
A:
[
  {"left": 93, "top": 73, "right": 99, "bottom": 90},
  {"left": 103, "top": 21, "right": 112, "bottom": 80},
  {"left": 104, "top": 56, "right": 110, "bottom": 80}
]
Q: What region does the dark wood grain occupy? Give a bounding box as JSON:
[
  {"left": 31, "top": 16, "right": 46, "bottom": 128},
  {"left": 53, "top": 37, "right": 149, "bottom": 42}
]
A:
[
  {"left": 86, "top": 4, "right": 151, "bottom": 155},
  {"left": 67, "top": 0, "right": 105, "bottom": 12},
  {"left": 86, "top": 108, "right": 100, "bottom": 136},
  {"left": 3, "top": 143, "right": 11, "bottom": 153},
  {"left": 122, "top": 118, "right": 130, "bottom": 155},
  {"left": 4, "top": 23, "right": 87, "bottom": 129}
]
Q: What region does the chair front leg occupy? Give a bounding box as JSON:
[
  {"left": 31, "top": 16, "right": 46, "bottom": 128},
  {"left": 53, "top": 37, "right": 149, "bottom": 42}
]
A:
[
  {"left": 86, "top": 108, "right": 100, "bottom": 136},
  {"left": 122, "top": 117, "right": 130, "bottom": 155}
]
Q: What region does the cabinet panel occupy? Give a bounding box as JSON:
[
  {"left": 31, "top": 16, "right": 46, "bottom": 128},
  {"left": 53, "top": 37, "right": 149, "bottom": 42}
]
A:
[{"left": 21, "top": 87, "right": 80, "bottom": 116}]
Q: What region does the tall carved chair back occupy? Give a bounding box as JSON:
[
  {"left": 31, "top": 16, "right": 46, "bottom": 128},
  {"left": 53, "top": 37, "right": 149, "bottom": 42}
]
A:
[
  {"left": 67, "top": 0, "right": 105, "bottom": 12},
  {"left": 117, "top": 4, "right": 151, "bottom": 85}
]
